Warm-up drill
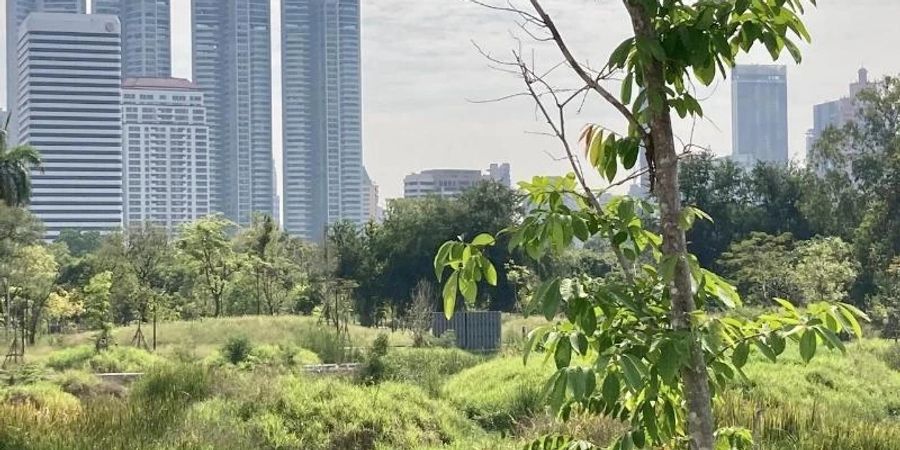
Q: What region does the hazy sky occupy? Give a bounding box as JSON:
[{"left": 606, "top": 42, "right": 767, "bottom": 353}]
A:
[{"left": 3, "top": 0, "right": 900, "bottom": 200}]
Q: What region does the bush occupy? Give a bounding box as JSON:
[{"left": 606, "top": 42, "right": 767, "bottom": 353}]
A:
[
  {"left": 357, "top": 334, "right": 390, "bottom": 385},
  {"left": 87, "top": 346, "right": 161, "bottom": 373},
  {"left": 222, "top": 335, "right": 253, "bottom": 365},
  {"left": 45, "top": 345, "right": 95, "bottom": 371},
  {"left": 131, "top": 363, "right": 213, "bottom": 405},
  {"left": 2, "top": 382, "right": 80, "bottom": 412},
  {"left": 444, "top": 356, "right": 552, "bottom": 431},
  {"left": 294, "top": 324, "right": 362, "bottom": 363},
  {"left": 237, "top": 377, "right": 482, "bottom": 449},
  {"left": 382, "top": 347, "right": 483, "bottom": 396}
]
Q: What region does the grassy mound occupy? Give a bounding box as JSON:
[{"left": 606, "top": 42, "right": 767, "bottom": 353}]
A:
[
  {"left": 443, "top": 356, "right": 552, "bottom": 431},
  {"left": 382, "top": 347, "right": 484, "bottom": 395}
]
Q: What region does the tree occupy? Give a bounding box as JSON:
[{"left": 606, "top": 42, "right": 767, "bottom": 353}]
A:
[
  {"left": 792, "top": 237, "right": 858, "bottom": 304},
  {"left": 811, "top": 76, "right": 900, "bottom": 300},
  {"left": 8, "top": 244, "right": 59, "bottom": 344},
  {"left": 177, "top": 215, "right": 240, "bottom": 317},
  {"left": 55, "top": 229, "right": 103, "bottom": 258},
  {"left": 435, "top": 2, "right": 855, "bottom": 449},
  {"left": 719, "top": 232, "right": 796, "bottom": 305},
  {"left": 0, "top": 118, "right": 41, "bottom": 207}
]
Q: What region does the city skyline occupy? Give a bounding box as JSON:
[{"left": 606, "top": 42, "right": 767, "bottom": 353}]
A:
[
  {"left": 3, "top": 0, "right": 900, "bottom": 200},
  {"left": 731, "top": 65, "right": 789, "bottom": 166}
]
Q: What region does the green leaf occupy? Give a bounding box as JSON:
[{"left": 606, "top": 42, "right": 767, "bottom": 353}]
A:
[
  {"left": 523, "top": 326, "right": 550, "bottom": 365},
  {"left": 732, "top": 342, "right": 750, "bottom": 368},
  {"left": 483, "top": 261, "right": 498, "bottom": 286},
  {"left": 459, "top": 276, "right": 477, "bottom": 304},
  {"left": 601, "top": 372, "right": 620, "bottom": 404},
  {"left": 769, "top": 333, "right": 786, "bottom": 356},
  {"left": 657, "top": 341, "right": 680, "bottom": 384},
  {"left": 754, "top": 340, "right": 777, "bottom": 363},
  {"left": 838, "top": 304, "right": 865, "bottom": 338},
  {"left": 541, "top": 278, "right": 562, "bottom": 321},
  {"left": 620, "top": 354, "right": 646, "bottom": 390},
  {"left": 817, "top": 327, "right": 846, "bottom": 354},
  {"left": 442, "top": 272, "right": 458, "bottom": 319},
  {"left": 799, "top": 329, "right": 817, "bottom": 363},
  {"left": 693, "top": 59, "right": 716, "bottom": 86},
  {"left": 471, "top": 233, "right": 495, "bottom": 247},
  {"left": 570, "top": 332, "right": 589, "bottom": 356},
  {"left": 433, "top": 242, "right": 452, "bottom": 281},
  {"left": 621, "top": 72, "right": 634, "bottom": 104},
  {"left": 554, "top": 336, "right": 572, "bottom": 369}
]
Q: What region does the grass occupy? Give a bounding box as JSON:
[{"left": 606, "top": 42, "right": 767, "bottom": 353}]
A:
[
  {"left": 3, "top": 315, "right": 899, "bottom": 449},
  {"left": 28, "top": 315, "right": 413, "bottom": 364}
]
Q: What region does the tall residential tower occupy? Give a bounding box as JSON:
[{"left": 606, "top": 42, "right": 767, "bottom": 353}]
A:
[
  {"left": 122, "top": 78, "right": 210, "bottom": 234},
  {"left": 93, "top": 0, "right": 171, "bottom": 78},
  {"left": 281, "top": 0, "right": 363, "bottom": 240},
  {"left": 5, "top": 0, "right": 87, "bottom": 144},
  {"left": 731, "top": 65, "right": 789, "bottom": 166},
  {"left": 191, "top": 0, "right": 274, "bottom": 225},
  {"left": 18, "top": 13, "right": 123, "bottom": 239}
]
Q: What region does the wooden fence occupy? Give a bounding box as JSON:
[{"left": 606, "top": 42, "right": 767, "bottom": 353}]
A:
[{"left": 431, "top": 311, "right": 501, "bottom": 351}]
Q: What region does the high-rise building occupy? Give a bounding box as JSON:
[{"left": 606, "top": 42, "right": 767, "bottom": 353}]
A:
[
  {"left": 191, "top": 0, "right": 274, "bottom": 225},
  {"left": 487, "top": 163, "right": 512, "bottom": 187},
  {"left": 5, "top": 0, "right": 87, "bottom": 144},
  {"left": 122, "top": 78, "right": 209, "bottom": 234},
  {"left": 281, "top": 0, "right": 363, "bottom": 240},
  {"left": 731, "top": 65, "right": 789, "bottom": 166},
  {"left": 18, "top": 13, "right": 122, "bottom": 239},
  {"left": 93, "top": 0, "right": 171, "bottom": 78},
  {"left": 403, "top": 169, "right": 483, "bottom": 199},
  {"left": 0, "top": 109, "right": 8, "bottom": 128},
  {"left": 806, "top": 68, "right": 872, "bottom": 159},
  {"left": 362, "top": 169, "right": 379, "bottom": 222}
]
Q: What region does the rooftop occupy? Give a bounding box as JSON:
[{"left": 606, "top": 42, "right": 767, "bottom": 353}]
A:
[{"left": 123, "top": 77, "right": 200, "bottom": 91}]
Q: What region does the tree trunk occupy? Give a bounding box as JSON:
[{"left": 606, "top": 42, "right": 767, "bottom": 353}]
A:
[{"left": 623, "top": 2, "right": 716, "bottom": 449}]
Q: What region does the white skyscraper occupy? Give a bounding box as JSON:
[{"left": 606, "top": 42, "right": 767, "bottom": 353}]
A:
[
  {"left": 282, "top": 0, "right": 363, "bottom": 240},
  {"left": 93, "top": 0, "right": 172, "bottom": 79},
  {"left": 5, "top": 0, "right": 87, "bottom": 144},
  {"left": 18, "top": 13, "right": 123, "bottom": 239},
  {"left": 122, "top": 78, "right": 210, "bottom": 234}
]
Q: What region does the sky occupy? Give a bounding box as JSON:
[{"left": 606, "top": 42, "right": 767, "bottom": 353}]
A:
[{"left": 3, "top": 0, "right": 900, "bottom": 201}]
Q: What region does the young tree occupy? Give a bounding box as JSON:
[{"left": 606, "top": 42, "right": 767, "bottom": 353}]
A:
[
  {"left": 8, "top": 244, "right": 59, "bottom": 344},
  {"left": 177, "top": 215, "right": 240, "bottom": 317},
  {"left": 792, "top": 236, "right": 858, "bottom": 303},
  {"left": 719, "top": 232, "right": 796, "bottom": 305},
  {"left": 435, "top": 2, "right": 863, "bottom": 449}
]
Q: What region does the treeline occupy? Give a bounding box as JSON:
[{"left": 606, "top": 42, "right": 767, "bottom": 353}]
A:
[{"left": 680, "top": 77, "right": 900, "bottom": 333}]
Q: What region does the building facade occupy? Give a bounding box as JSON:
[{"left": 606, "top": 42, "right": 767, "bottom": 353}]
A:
[
  {"left": 806, "top": 68, "right": 872, "bottom": 161},
  {"left": 5, "top": 0, "right": 87, "bottom": 144},
  {"left": 731, "top": 65, "right": 789, "bottom": 166},
  {"left": 93, "top": 0, "right": 171, "bottom": 78},
  {"left": 362, "top": 168, "right": 379, "bottom": 222},
  {"left": 191, "top": 0, "right": 274, "bottom": 225},
  {"left": 403, "top": 169, "right": 485, "bottom": 199},
  {"left": 122, "top": 78, "right": 209, "bottom": 234},
  {"left": 18, "top": 13, "right": 123, "bottom": 239},
  {"left": 281, "top": 0, "right": 364, "bottom": 240}
]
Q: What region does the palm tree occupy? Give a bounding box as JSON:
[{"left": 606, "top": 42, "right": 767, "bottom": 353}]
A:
[{"left": 0, "top": 116, "right": 41, "bottom": 207}]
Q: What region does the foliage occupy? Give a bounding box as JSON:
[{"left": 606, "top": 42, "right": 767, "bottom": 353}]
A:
[
  {"left": 45, "top": 344, "right": 161, "bottom": 373},
  {"left": 407, "top": 280, "right": 436, "bottom": 347},
  {"left": 444, "top": 356, "right": 552, "bottom": 431},
  {"left": 358, "top": 333, "right": 390, "bottom": 384},
  {"left": 382, "top": 347, "right": 483, "bottom": 396},
  {"left": 221, "top": 335, "right": 254, "bottom": 365},
  {"left": 177, "top": 215, "right": 240, "bottom": 317},
  {"left": 0, "top": 118, "right": 41, "bottom": 207},
  {"left": 719, "top": 232, "right": 797, "bottom": 305},
  {"left": 791, "top": 236, "right": 858, "bottom": 303}
]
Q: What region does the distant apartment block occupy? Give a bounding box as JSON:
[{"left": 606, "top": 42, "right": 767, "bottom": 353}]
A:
[
  {"left": 5, "top": 0, "right": 87, "bottom": 144},
  {"left": 122, "top": 78, "right": 210, "bottom": 234},
  {"left": 731, "top": 65, "right": 789, "bottom": 166},
  {"left": 192, "top": 0, "right": 274, "bottom": 225},
  {"left": 18, "top": 13, "right": 123, "bottom": 239},
  {"left": 281, "top": 0, "right": 364, "bottom": 240},
  {"left": 404, "top": 163, "right": 511, "bottom": 199},
  {"left": 93, "top": 0, "right": 171, "bottom": 78},
  {"left": 806, "top": 68, "right": 872, "bottom": 160},
  {"left": 362, "top": 169, "right": 380, "bottom": 222}
]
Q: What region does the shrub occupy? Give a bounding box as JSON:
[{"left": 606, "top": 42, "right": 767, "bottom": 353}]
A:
[
  {"left": 294, "top": 324, "right": 362, "bottom": 363},
  {"left": 444, "top": 356, "right": 552, "bottom": 431},
  {"left": 2, "top": 382, "right": 80, "bottom": 412},
  {"left": 45, "top": 345, "right": 95, "bottom": 371},
  {"left": 248, "top": 377, "right": 482, "bottom": 449},
  {"left": 222, "top": 335, "right": 253, "bottom": 365},
  {"left": 382, "top": 347, "right": 483, "bottom": 396},
  {"left": 357, "top": 334, "right": 390, "bottom": 384},
  {"left": 131, "top": 363, "right": 213, "bottom": 405},
  {"left": 248, "top": 344, "right": 321, "bottom": 368},
  {"left": 87, "top": 346, "right": 161, "bottom": 373}
]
